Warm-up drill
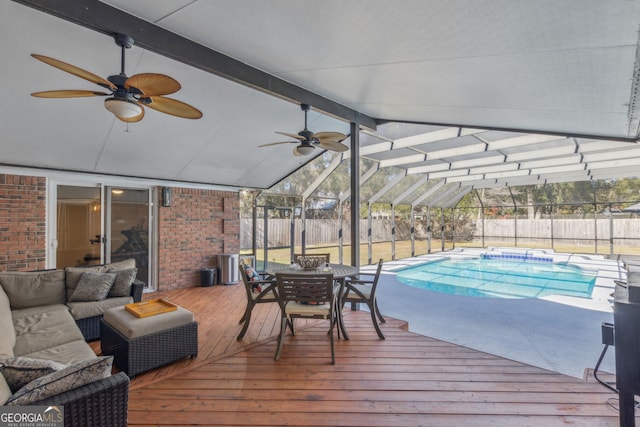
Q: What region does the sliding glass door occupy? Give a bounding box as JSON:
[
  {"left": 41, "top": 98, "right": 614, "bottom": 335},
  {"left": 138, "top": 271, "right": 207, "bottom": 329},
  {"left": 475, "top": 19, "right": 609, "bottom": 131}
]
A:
[
  {"left": 105, "top": 187, "right": 150, "bottom": 284},
  {"left": 54, "top": 184, "right": 153, "bottom": 289}
]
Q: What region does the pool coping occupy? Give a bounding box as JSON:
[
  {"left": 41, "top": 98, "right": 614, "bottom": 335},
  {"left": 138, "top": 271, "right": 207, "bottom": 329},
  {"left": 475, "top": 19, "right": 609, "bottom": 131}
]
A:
[{"left": 376, "top": 247, "right": 623, "bottom": 313}]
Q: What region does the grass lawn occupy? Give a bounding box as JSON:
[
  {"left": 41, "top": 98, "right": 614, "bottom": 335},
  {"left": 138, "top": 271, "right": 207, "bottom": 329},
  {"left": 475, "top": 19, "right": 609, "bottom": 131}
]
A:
[{"left": 244, "top": 239, "right": 640, "bottom": 267}]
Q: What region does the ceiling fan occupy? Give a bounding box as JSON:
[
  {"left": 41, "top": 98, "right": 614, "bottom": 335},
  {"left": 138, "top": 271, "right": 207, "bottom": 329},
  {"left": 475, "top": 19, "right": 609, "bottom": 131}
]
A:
[
  {"left": 30, "top": 33, "right": 202, "bottom": 122},
  {"left": 259, "top": 104, "right": 349, "bottom": 156}
]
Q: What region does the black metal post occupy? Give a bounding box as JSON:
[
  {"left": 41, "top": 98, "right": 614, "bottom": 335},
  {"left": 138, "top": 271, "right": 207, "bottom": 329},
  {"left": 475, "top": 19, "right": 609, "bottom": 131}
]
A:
[{"left": 350, "top": 119, "right": 360, "bottom": 268}]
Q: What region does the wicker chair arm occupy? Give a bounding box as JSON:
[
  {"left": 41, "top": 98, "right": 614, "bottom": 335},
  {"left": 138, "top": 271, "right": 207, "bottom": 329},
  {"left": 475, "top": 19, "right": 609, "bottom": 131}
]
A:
[
  {"left": 130, "top": 280, "right": 144, "bottom": 302},
  {"left": 33, "top": 372, "right": 129, "bottom": 427}
]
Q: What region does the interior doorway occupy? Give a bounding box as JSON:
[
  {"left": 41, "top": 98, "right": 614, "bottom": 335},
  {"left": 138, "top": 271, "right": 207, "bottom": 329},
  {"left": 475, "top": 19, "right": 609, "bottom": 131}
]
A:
[
  {"left": 54, "top": 184, "right": 152, "bottom": 289},
  {"left": 55, "top": 185, "right": 102, "bottom": 267}
]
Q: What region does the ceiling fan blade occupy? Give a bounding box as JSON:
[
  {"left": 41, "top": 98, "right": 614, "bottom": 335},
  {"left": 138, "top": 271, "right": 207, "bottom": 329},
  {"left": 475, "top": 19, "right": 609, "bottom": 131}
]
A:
[
  {"left": 314, "top": 131, "right": 347, "bottom": 143},
  {"left": 319, "top": 140, "right": 349, "bottom": 152},
  {"left": 31, "top": 54, "right": 116, "bottom": 90},
  {"left": 314, "top": 131, "right": 349, "bottom": 152},
  {"left": 276, "top": 131, "right": 305, "bottom": 142},
  {"left": 142, "top": 96, "right": 203, "bottom": 119},
  {"left": 258, "top": 141, "right": 295, "bottom": 148},
  {"left": 125, "top": 73, "right": 181, "bottom": 96},
  {"left": 31, "top": 90, "right": 109, "bottom": 98},
  {"left": 116, "top": 104, "right": 145, "bottom": 123}
]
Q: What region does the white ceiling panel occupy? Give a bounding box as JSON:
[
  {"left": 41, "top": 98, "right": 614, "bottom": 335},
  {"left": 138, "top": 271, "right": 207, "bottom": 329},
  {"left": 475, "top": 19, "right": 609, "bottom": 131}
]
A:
[{"left": 2, "top": 0, "right": 640, "bottom": 195}]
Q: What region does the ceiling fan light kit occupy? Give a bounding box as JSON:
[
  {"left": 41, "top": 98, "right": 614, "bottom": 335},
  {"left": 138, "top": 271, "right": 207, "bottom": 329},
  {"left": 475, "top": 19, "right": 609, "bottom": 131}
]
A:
[
  {"left": 295, "top": 145, "right": 315, "bottom": 156},
  {"left": 30, "top": 33, "right": 202, "bottom": 122},
  {"left": 104, "top": 98, "right": 142, "bottom": 119}
]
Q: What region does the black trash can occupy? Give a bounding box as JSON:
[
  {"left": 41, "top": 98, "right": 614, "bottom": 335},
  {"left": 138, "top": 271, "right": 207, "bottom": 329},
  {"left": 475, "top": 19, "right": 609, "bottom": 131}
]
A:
[{"left": 200, "top": 268, "right": 216, "bottom": 287}]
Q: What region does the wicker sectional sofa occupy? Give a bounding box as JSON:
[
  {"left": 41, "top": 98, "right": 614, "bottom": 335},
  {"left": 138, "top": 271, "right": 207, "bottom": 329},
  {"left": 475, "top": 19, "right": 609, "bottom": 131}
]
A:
[{"left": 0, "top": 259, "right": 143, "bottom": 426}]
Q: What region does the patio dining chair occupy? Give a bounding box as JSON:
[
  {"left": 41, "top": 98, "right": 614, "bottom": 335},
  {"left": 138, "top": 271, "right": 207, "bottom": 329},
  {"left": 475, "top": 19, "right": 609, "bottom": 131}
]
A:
[
  {"left": 274, "top": 272, "right": 338, "bottom": 364},
  {"left": 341, "top": 258, "right": 386, "bottom": 339},
  {"left": 237, "top": 263, "right": 278, "bottom": 340}
]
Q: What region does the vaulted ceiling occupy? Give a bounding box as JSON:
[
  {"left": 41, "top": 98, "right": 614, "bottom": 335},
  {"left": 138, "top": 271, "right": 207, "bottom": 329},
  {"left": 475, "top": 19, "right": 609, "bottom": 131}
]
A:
[{"left": 3, "top": 0, "right": 640, "bottom": 193}]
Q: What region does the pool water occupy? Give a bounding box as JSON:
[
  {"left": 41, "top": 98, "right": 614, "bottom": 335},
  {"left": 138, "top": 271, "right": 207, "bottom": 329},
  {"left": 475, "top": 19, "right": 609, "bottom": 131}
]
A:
[{"left": 396, "top": 256, "right": 597, "bottom": 299}]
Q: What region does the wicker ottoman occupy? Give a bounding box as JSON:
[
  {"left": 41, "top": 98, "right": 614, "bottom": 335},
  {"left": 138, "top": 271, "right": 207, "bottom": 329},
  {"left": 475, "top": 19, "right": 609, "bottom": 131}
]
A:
[{"left": 101, "top": 305, "right": 198, "bottom": 378}]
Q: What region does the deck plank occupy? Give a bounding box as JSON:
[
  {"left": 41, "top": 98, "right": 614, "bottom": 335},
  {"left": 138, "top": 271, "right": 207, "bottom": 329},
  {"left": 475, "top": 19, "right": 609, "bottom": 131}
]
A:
[{"left": 98, "top": 284, "right": 625, "bottom": 426}]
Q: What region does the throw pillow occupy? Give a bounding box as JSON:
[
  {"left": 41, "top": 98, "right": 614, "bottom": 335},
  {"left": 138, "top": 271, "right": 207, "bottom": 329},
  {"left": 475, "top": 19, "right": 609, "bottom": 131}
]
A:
[
  {"left": 64, "top": 265, "right": 107, "bottom": 300},
  {"left": 107, "top": 268, "right": 138, "bottom": 297},
  {"left": 241, "top": 264, "right": 262, "bottom": 293},
  {"left": 241, "top": 264, "right": 260, "bottom": 281},
  {"left": 6, "top": 356, "right": 113, "bottom": 406},
  {"left": 68, "top": 272, "right": 116, "bottom": 302},
  {"left": 0, "top": 357, "right": 66, "bottom": 392}
]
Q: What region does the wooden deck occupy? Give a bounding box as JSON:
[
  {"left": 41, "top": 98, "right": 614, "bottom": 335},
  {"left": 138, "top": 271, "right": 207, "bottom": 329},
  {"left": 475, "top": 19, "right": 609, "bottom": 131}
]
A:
[{"left": 93, "top": 283, "right": 625, "bottom": 426}]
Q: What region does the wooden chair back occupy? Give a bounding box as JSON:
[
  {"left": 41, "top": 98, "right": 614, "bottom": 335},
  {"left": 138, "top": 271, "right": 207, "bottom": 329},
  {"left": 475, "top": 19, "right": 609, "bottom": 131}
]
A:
[{"left": 276, "top": 273, "right": 335, "bottom": 307}]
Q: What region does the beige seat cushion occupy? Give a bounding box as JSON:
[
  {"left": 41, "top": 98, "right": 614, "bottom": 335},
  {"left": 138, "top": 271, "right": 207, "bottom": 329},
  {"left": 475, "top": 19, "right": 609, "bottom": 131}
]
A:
[
  {"left": 66, "top": 296, "right": 132, "bottom": 321},
  {"left": 12, "top": 305, "right": 84, "bottom": 357},
  {"left": 0, "top": 286, "right": 15, "bottom": 357},
  {"left": 103, "top": 306, "right": 195, "bottom": 339},
  {"left": 285, "top": 301, "right": 331, "bottom": 317},
  {"left": 106, "top": 259, "right": 136, "bottom": 270},
  {"left": 0, "top": 270, "right": 66, "bottom": 309},
  {"left": 0, "top": 373, "right": 11, "bottom": 405},
  {"left": 21, "top": 340, "right": 97, "bottom": 366}
]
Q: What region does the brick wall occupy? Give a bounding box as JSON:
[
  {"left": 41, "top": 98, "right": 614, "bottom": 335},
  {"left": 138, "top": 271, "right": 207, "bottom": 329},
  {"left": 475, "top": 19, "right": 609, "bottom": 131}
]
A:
[
  {"left": 0, "top": 174, "right": 240, "bottom": 287},
  {"left": 157, "top": 187, "right": 240, "bottom": 290},
  {"left": 0, "top": 174, "right": 47, "bottom": 271}
]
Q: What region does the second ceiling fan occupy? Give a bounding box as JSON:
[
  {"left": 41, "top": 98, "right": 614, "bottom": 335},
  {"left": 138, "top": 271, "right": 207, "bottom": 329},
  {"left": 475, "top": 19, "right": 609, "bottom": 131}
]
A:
[{"left": 259, "top": 104, "right": 349, "bottom": 156}]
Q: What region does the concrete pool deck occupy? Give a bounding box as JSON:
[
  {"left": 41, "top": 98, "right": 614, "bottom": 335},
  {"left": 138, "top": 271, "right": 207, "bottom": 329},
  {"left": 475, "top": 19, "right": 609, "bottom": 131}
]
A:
[{"left": 363, "top": 247, "right": 622, "bottom": 379}]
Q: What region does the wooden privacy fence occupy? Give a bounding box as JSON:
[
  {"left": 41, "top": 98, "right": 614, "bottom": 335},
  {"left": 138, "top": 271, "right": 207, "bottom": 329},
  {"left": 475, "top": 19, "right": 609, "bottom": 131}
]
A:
[
  {"left": 475, "top": 218, "right": 640, "bottom": 247},
  {"left": 242, "top": 219, "right": 389, "bottom": 248},
  {"left": 242, "top": 217, "right": 640, "bottom": 249}
]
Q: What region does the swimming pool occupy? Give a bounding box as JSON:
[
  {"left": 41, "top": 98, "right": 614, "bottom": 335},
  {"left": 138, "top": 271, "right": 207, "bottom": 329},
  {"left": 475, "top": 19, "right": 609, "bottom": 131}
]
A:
[{"left": 396, "top": 254, "right": 597, "bottom": 299}]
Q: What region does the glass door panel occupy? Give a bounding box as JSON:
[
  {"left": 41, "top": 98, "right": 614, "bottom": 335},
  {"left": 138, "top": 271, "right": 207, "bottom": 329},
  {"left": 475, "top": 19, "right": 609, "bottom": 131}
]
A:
[
  {"left": 56, "top": 185, "right": 102, "bottom": 268},
  {"left": 106, "top": 187, "right": 150, "bottom": 286}
]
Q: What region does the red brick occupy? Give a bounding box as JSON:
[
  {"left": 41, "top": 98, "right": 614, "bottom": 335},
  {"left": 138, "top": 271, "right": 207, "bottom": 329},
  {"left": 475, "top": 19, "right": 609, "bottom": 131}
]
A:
[
  {"left": 0, "top": 174, "right": 46, "bottom": 271},
  {"left": 157, "top": 187, "right": 239, "bottom": 290}
]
